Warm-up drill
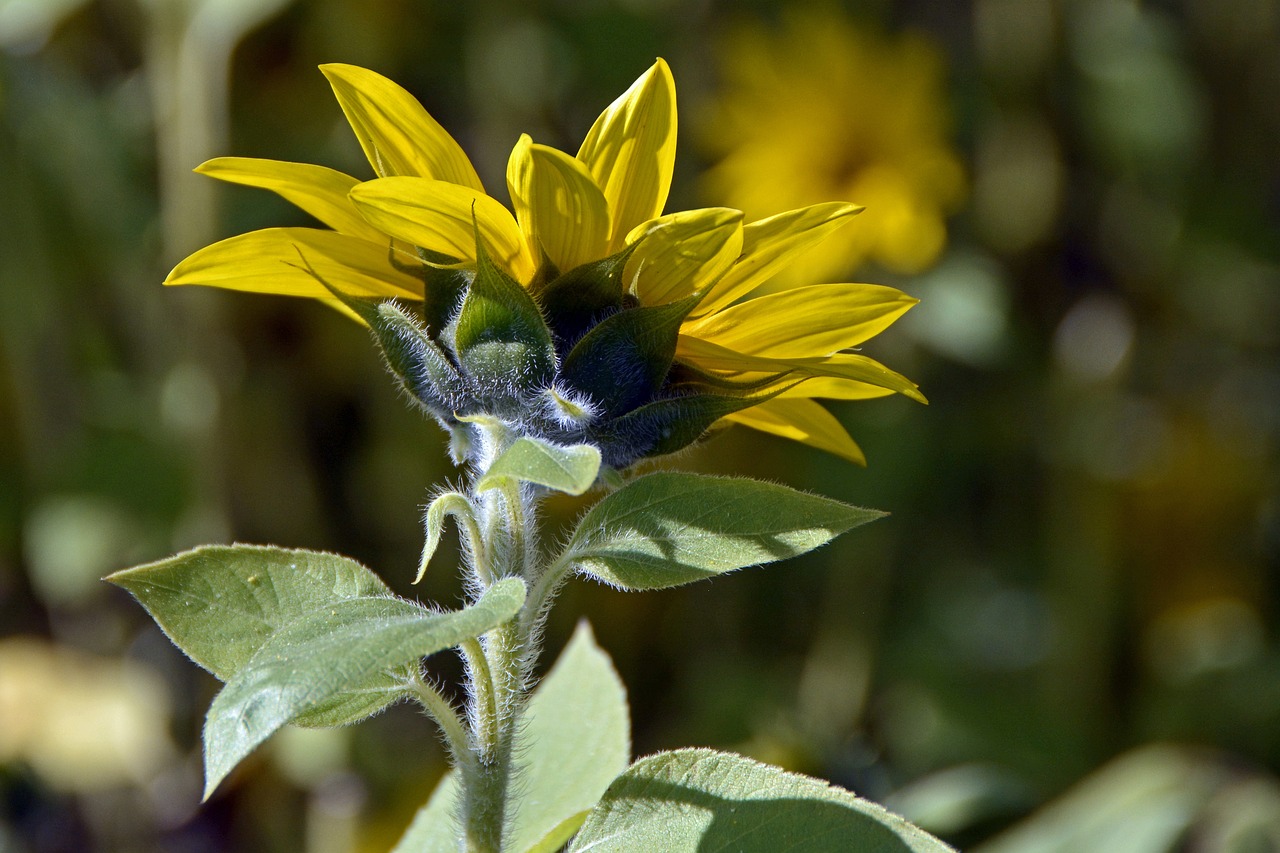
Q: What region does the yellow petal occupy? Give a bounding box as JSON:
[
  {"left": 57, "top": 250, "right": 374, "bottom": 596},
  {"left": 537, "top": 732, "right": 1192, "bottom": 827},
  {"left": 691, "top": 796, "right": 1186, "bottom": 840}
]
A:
[
  {"left": 695, "top": 202, "right": 863, "bottom": 316},
  {"left": 777, "top": 376, "right": 894, "bottom": 401},
  {"left": 625, "top": 208, "right": 744, "bottom": 305},
  {"left": 675, "top": 335, "right": 926, "bottom": 402},
  {"left": 349, "top": 177, "right": 537, "bottom": 283},
  {"left": 506, "top": 134, "right": 610, "bottom": 273},
  {"left": 683, "top": 283, "right": 917, "bottom": 358},
  {"left": 577, "top": 58, "right": 678, "bottom": 249},
  {"left": 164, "top": 227, "right": 422, "bottom": 301},
  {"left": 723, "top": 398, "right": 866, "bottom": 465},
  {"left": 320, "top": 63, "right": 484, "bottom": 189},
  {"left": 195, "top": 157, "right": 384, "bottom": 242}
]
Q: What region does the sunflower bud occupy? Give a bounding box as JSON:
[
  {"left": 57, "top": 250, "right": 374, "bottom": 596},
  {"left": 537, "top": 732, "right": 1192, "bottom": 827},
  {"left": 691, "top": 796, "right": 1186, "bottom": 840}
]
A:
[{"left": 343, "top": 231, "right": 766, "bottom": 470}]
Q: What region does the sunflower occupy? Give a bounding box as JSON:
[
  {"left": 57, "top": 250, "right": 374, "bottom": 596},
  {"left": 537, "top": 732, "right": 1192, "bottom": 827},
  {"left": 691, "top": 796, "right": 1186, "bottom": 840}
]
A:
[
  {"left": 167, "top": 60, "right": 923, "bottom": 468},
  {"left": 699, "top": 8, "right": 966, "bottom": 281}
]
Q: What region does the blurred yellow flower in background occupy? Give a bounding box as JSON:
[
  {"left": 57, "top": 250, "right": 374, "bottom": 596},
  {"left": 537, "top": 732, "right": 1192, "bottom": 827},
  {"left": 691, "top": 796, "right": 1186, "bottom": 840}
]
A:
[
  {"left": 700, "top": 7, "right": 966, "bottom": 281},
  {"left": 0, "top": 638, "right": 175, "bottom": 792}
]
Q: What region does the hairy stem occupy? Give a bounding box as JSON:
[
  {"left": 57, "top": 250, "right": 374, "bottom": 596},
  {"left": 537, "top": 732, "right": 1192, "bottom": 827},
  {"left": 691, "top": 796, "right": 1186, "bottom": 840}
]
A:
[
  {"left": 408, "top": 673, "right": 470, "bottom": 766},
  {"left": 456, "top": 479, "right": 541, "bottom": 852},
  {"left": 501, "top": 480, "right": 530, "bottom": 582}
]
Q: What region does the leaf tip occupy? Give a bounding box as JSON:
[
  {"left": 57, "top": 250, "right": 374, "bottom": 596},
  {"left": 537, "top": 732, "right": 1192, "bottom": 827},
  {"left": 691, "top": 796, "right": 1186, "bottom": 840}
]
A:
[{"left": 201, "top": 751, "right": 227, "bottom": 803}]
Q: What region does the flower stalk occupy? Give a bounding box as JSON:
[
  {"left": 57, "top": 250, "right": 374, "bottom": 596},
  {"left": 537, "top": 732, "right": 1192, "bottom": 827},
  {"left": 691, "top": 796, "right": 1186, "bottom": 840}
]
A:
[{"left": 442, "top": 464, "right": 548, "bottom": 852}]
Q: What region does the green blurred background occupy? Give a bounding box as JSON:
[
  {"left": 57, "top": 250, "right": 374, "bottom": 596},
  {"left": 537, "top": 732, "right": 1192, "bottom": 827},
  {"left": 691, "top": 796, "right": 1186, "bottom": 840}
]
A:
[{"left": 2, "top": 0, "right": 1278, "bottom": 850}]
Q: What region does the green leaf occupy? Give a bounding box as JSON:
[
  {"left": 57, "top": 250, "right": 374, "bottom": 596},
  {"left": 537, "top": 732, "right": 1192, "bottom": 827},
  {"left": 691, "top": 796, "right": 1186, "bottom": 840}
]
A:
[
  {"left": 508, "top": 621, "right": 630, "bottom": 853},
  {"left": 454, "top": 228, "right": 555, "bottom": 393},
  {"left": 105, "top": 544, "right": 393, "bottom": 680},
  {"left": 477, "top": 437, "right": 602, "bottom": 496},
  {"left": 202, "top": 578, "right": 526, "bottom": 799},
  {"left": 560, "top": 473, "right": 883, "bottom": 591},
  {"left": 568, "top": 748, "right": 955, "bottom": 853},
  {"left": 391, "top": 621, "right": 630, "bottom": 853}
]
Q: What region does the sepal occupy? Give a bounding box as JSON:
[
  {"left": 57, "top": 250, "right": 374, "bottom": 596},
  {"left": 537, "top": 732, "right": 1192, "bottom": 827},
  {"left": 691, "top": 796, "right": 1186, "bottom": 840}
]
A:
[
  {"left": 453, "top": 227, "right": 557, "bottom": 404},
  {"left": 372, "top": 302, "right": 470, "bottom": 414},
  {"left": 559, "top": 293, "right": 700, "bottom": 414},
  {"left": 591, "top": 390, "right": 772, "bottom": 466},
  {"left": 292, "top": 251, "right": 467, "bottom": 416},
  {"left": 387, "top": 245, "right": 471, "bottom": 339},
  {"left": 535, "top": 242, "right": 638, "bottom": 347}
]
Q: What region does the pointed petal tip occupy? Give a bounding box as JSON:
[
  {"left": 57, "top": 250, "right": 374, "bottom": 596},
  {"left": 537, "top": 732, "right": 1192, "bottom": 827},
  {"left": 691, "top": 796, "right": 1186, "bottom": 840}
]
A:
[
  {"left": 163, "top": 261, "right": 190, "bottom": 286},
  {"left": 317, "top": 62, "right": 357, "bottom": 77},
  {"left": 812, "top": 201, "right": 865, "bottom": 219},
  {"left": 316, "top": 63, "right": 348, "bottom": 86},
  {"left": 648, "top": 57, "right": 676, "bottom": 94}
]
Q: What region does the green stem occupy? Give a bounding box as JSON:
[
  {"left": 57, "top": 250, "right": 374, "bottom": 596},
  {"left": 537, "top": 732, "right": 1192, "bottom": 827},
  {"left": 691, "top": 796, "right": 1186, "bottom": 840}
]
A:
[
  {"left": 455, "top": 478, "right": 540, "bottom": 852},
  {"left": 500, "top": 480, "right": 529, "bottom": 581},
  {"left": 518, "top": 550, "right": 575, "bottom": 645},
  {"left": 408, "top": 673, "right": 470, "bottom": 764}
]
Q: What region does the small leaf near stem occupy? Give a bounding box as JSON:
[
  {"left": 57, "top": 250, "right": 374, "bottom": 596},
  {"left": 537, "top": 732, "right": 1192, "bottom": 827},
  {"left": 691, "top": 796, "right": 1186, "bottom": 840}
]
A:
[
  {"left": 500, "top": 479, "right": 530, "bottom": 582},
  {"left": 418, "top": 491, "right": 488, "bottom": 584},
  {"left": 475, "top": 436, "right": 602, "bottom": 497}
]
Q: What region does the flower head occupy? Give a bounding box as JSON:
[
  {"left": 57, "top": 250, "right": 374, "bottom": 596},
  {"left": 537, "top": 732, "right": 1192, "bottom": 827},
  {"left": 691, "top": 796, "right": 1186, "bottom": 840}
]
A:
[
  {"left": 699, "top": 9, "right": 966, "bottom": 280},
  {"left": 167, "top": 60, "right": 923, "bottom": 468}
]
